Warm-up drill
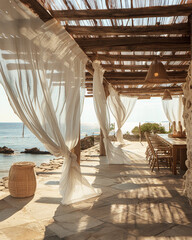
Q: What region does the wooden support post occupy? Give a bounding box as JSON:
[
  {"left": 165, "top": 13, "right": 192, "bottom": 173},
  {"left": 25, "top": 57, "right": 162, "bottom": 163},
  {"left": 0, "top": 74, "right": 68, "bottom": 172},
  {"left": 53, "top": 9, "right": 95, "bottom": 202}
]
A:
[
  {"left": 72, "top": 87, "right": 81, "bottom": 164},
  {"left": 72, "top": 128, "right": 81, "bottom": 165},
  {"left": 139, "top": 122, "right": 142, "bottom": 142},
  {"left": 99, "top": 82, "right": 109, "bottom": 156},
  {"left": 100, "top": 128, "right": 106, "bottom": 156}
]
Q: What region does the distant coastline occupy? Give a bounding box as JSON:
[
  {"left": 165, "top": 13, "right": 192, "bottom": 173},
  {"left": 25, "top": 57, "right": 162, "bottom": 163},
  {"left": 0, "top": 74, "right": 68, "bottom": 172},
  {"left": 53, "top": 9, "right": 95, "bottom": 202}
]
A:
[{"left": 0, "top": 121, "right": 169, "bottom": 178}]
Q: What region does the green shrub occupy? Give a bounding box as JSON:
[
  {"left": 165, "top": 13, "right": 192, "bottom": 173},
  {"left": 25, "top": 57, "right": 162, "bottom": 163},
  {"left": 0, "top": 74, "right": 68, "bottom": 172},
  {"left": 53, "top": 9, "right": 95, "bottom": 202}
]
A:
[
  {"left": 131, "top": 123, "right": 166, "bottom": 136},
  {"left": 131, "top": 126, "right": 139, "bottom": 135}
]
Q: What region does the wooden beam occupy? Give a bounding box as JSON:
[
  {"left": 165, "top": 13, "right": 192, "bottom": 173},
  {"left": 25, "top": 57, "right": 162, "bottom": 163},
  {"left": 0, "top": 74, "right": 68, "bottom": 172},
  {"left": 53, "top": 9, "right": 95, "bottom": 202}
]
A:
[
  {"left": 51, "top": 4, "right": 192, "bottom": 20},
  {"left": 4, "top": 53, "right": 189, "bottom": 70},
  {"left": 101, "top": 79, "right": 186, "bottom": 85},
  {"left": 87, "top": 53, "right": 191, "bottom": 62},
  {"left": 85, "top": 95, "right": 93, "bottom": 97},
  {"left": 7, "top": 65, "right": 185, "bottom": 82},
  {"left": 86, "top": 77, "right": 186, "bottom": 82},
  {"left": 94, "top": 64, "right": 189, "bottom": 71},
  {"left": 119, "top": 91, "right": 183, "bottom": 95},
  {"left": 76, "top": 37, "right": 190, "bottom": 52},
  {"left": 120, "top": 92, "right": 183, "bottom": 96},
  {"left": 138, "top": 96, "right": 151, "bottom": 99},
  {"left": 86, "top": 64, "right": 94, "bottom": 75},
  {"left": 87, "top": 86, "right": 183, "bottom": 93},
  {"left": 19, "top": 0, "right": 53, "bottom": 22},
  {"left": 66, "top": 23, "right": 189, "bottom": 36},
  {"left": 115, "top": 86, "right": 182, "bottom": 93},
  {"left": 5, "top": 41, "right": 185, "bottom": 54},
  {"left": 86, "top": 89, "right": 183, "bottom": 94},
  {"left": 51, "top": 74, "right": 187, "bottom": 84},
  {"left": 87, "top": 91, "right": 183, "bottom": 97},
  {"left": 86, "top": 71, "right": 187, "bottom": 80},
  {"left": 85, "top": 79, "right": 185, "bottom": 87},
  {"left": 76, "top": 37, "right": 190, "bottom": 46},
  {"left": 63, "top": 79, "right": 185, "bottom": 87}
]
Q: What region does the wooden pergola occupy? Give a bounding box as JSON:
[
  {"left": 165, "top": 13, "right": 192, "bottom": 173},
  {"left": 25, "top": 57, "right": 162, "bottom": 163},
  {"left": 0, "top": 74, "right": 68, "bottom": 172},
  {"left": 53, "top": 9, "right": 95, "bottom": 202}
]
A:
[{"left": 18, "top": 0, "right": 192, "bottom": 99}]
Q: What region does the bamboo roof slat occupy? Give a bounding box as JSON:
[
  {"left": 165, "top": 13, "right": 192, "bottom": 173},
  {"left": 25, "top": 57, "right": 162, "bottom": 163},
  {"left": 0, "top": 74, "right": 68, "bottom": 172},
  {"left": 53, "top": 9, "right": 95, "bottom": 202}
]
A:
[
  {"left": 14, "top": 0, "right": 192, "bottom": 96},
  {"left": 51, "top": 4, "right": 192, "bottom": 20}
]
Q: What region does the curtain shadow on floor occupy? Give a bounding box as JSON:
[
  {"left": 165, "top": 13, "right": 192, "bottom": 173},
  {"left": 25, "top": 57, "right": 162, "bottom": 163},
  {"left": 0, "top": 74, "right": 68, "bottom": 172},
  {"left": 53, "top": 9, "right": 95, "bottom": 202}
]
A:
[{"left": 42, "top": 144, "right": 192, "bottom": 239}]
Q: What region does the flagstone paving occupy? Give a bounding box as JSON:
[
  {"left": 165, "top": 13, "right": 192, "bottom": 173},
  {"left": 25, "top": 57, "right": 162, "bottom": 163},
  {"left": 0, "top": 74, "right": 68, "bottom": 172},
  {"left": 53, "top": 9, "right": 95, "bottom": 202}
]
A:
[{"left": 0, "top": 141, "right": 192, "bottom": 239}]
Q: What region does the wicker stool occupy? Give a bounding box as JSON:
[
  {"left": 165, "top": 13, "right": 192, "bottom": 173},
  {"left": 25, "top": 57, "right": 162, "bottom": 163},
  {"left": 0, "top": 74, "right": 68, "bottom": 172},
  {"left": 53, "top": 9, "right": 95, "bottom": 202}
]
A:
[{"left": 8, "top": 161, "right": 36, "bottom": 198}]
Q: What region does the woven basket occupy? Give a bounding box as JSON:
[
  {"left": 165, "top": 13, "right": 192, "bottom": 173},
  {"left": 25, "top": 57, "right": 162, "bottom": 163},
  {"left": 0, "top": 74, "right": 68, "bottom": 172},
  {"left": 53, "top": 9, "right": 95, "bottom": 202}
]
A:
[{"left": 8, "top": 161, "right": 36, "bottom": 198}]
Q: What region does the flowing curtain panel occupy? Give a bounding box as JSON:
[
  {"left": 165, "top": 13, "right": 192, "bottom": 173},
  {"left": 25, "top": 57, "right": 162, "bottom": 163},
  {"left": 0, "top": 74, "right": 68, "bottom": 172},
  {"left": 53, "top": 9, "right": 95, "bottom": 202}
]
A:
[
  {"left": 162, "top": 96, "right": 184, "bottom": 130},
  {"left": 107, "top": 84, "right": 137, "bottom": 143},
  {"left": 0, "top": 1, "right": 100, "bottom": 204},
  {"left": 93, "top": 61, "right": 131, "bottom": 164}
]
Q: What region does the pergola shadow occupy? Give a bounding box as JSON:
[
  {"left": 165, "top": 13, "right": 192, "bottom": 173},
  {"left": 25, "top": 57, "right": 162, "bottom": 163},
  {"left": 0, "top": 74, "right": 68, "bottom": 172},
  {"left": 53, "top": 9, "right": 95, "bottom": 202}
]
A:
[{"left": 41, "top": 143, "right": 192, "bottom": 239}]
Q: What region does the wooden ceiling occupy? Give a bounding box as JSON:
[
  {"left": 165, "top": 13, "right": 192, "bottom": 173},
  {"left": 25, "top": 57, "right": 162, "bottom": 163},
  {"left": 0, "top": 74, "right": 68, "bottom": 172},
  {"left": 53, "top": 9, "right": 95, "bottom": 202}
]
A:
[{"left": 19, "top": 0, "right": 192, "bottom": 98}]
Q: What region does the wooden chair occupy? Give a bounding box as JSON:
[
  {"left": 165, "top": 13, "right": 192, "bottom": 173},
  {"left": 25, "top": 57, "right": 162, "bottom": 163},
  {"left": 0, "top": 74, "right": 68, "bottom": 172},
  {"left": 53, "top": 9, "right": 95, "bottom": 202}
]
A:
[
  {"left": 145, "top": 132, "right": 173, "bottom": 172},
  {"left": 145, "top": 133, "right": 168, "bottom": 164}
]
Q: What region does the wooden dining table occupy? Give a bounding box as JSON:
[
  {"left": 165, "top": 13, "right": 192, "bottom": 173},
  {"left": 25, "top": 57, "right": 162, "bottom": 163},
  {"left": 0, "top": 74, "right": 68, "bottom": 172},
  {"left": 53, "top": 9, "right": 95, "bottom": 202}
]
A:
[{"left": 157, "top": 134, "right": 187, "bottom": 175}]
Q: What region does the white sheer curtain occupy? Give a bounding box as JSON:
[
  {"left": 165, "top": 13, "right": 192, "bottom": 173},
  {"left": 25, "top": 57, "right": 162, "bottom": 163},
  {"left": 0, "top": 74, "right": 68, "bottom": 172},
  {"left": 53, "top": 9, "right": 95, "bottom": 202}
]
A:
[
  {"left": 0, "top": 1, "right": 100, "bottom": 204},
  {"left": 107, "top": 84, "right": 137, "bottom": 143},
  {"left": 162, "top": 96, "right": 184, "bottom": 130},
  {"left": 93, "top": 61, "right": 131, "bottom": 164}
]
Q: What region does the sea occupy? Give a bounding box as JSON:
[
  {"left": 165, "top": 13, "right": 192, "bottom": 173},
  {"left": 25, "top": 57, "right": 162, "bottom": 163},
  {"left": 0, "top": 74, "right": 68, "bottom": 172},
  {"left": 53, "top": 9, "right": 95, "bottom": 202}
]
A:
[
  {"left": 0, "top": 122, "right": 100, "bottom": 178},
  {"left": 0, "top": 121, "right": 169, "bottom": 178}
]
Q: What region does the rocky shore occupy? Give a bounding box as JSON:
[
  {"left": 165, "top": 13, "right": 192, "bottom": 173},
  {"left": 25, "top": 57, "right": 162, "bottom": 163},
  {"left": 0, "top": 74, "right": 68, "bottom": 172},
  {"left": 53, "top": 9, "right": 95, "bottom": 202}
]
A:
[
  {"left": 21, "top": 147, "right": 51, "bottom": 154},
  {"left": 0, "top": 146, "right": 14, "bottom": 154},
  {"left": 0, "top": 134, "right": 142, "bottom": 191},
  {"left": 0, "top": 135, "right": 98, "bottom": 156},
  {"left": 0, "top": 176, "right": 8, "bottom": 191},
  {"left": 81, "top": 135, "right": 94, "bottom": 150},
  {"left": 0, "top": 135, "right": 98, "bottom": 191}
]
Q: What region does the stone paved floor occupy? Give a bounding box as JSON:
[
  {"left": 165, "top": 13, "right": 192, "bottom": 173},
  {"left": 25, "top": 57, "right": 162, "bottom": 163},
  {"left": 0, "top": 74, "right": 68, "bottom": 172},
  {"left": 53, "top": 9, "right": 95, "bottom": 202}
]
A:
[{"left": 0, "top": 141, "right": 192, "bottom": 240}]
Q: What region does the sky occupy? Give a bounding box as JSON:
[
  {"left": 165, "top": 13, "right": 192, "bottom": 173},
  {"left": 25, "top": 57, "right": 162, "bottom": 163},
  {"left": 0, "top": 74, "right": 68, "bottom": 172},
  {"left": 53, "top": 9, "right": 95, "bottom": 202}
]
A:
[
  {"left": 81, "top": 96, "right": 168, "bottom": 123},
  {"left": 0, "top": 84, "right": 168, "bottom": 126}
]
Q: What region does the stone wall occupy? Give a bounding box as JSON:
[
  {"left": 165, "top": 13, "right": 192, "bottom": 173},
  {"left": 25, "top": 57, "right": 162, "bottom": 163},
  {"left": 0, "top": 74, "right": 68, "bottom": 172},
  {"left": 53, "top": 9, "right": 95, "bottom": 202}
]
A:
[{"left": 183, "top": 63, "right": 192, "bottom": 204}]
